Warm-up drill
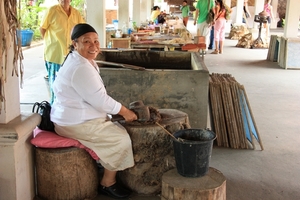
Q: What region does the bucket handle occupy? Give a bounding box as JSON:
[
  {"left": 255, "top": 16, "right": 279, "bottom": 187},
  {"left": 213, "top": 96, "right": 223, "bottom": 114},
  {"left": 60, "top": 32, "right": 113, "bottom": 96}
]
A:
[{"left": 155, "top": 122, "right": 184, "bottom": 142}]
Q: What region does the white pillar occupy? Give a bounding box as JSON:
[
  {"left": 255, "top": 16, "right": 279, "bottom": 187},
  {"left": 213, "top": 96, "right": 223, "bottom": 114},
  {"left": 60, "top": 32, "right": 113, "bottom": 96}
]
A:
[
  {"left": 0, "top": 51, "right": 21, "bottom": 123},
  {"left": 284, "top": 0, "right": 299, "bottom": 38},
  {"left": 0, "top": 2, "right": 20, "bottom": 123},
  {"left": 140, "top": 0, "right": 148, "bottom": 22},
  {"left": 86, "top": 0, "right": 106, "bottom": 48},
  {"left": 118, "top": 0, "right": 130, "bottom": 30},
  {"left": 132, "top": 0, "right": 141, "bottom": 25},
  {"left": 235, "top": 0, "right": 244, "bottom": 24},
  {"left": 0, "top": 2, "right": 40, "bottom": 200},
  {"left": 147, "top": 0, "right": 154, "bottom": 21},
  {"left": 271, "top": 0, "right": 278, "bottom": 28},
  {"left": 254, "top": 0, "right": 264, "bottom": 16}
]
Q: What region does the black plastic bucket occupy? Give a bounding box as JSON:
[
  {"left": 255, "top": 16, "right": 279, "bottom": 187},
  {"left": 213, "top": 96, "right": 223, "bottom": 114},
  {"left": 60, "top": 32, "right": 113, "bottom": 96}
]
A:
[{"left": 172, "top": 129, "right": 216, "bottom": 177}]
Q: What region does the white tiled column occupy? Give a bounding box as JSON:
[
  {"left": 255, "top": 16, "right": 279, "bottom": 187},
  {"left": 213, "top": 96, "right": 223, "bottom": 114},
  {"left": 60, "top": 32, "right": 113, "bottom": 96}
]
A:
[
  {"left": 86, "top": 0, "right": 106, "bottom": 48},
  {"left": 284, "top": 0, "right": 299, "bottom": 38},
  {"left": 140, "top": 0, "right": 148, "bottom": 22},
  {"left": 271, "top": 0, "right": 278, "bottom": 28},
  {"left": 235, "top": 0, "right": 244, "bottom": 24},
  {"left": 118, "top": 0, "right": 130, "bottom": 31},
  {"left": 254, "top": 0, "right": 264, "bottom": 16},
  {"left": 132, "top": 0, "right": 141, "bottom": 25}
]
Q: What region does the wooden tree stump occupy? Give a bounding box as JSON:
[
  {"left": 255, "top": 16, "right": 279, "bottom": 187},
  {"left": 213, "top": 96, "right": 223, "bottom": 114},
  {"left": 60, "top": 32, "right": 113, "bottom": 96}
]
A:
[
  {"left": 161, "top": 168, "right": 226, "bottom": 200},
  {"left": 118, "top": 109, "right": 191, "bottom": 195},
  {"left": 35, "top": 147, "right": 98, "bottom": 200}
]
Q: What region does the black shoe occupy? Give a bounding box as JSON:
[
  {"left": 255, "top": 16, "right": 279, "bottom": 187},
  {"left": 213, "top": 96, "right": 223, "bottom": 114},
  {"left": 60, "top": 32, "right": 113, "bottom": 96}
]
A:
[{"left": 98, "top": 183, "right": 131, "bottom": 199}]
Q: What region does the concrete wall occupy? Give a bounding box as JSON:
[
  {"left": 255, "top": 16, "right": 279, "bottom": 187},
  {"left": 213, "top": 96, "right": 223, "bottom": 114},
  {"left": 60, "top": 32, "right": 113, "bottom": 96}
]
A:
[
  {"left": 0, "top": 114, "right": 40, "bottom": 200},
  {"left": 97, "top": 51, "right": 209, "bottom": 128}
]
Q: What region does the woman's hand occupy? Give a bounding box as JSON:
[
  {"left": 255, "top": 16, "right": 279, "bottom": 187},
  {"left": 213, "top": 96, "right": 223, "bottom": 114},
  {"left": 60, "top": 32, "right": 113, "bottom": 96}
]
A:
[{"left": 118, "top": 105, "right": 138, "bottom": 122}]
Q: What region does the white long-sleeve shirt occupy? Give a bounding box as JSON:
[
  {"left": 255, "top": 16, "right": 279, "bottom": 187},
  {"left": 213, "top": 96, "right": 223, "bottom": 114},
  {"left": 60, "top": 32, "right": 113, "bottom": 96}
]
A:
[{"left": 50, "top": 51, "right": 121, "bottom": 126}]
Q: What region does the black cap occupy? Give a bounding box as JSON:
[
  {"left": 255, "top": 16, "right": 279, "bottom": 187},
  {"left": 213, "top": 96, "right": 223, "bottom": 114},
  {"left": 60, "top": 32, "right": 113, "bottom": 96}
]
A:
[{"left": 71, "top": 23, "right": 97, "bottom": 40}]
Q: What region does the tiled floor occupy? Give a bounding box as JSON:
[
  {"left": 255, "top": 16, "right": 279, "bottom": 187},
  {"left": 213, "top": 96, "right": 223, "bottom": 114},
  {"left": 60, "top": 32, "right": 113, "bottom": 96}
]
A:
[{"left": 22, "top": 25, "right": 300, "bottom": 199}]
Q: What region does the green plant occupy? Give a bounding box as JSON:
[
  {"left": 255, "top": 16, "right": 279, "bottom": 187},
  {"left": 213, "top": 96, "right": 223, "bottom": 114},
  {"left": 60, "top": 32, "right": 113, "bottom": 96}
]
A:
[
  {"left": 71, "top": 0, "right": 86, "bottom": 20},
  {"left": 18, "top": 0, "right": 85, "bottom": 41},
  {"left": 18, "top": 0, "right": 46, "bottom": 40}
]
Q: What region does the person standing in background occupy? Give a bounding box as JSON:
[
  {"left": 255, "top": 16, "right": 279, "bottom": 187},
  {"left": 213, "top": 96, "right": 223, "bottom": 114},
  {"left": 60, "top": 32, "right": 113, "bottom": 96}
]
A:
[
  {"left": 243, "top": 0, "right": 251, "bottom": 24},
  {"left": 180, "top": 0, "right": 190, "bottom": 27},
  {"left": 40, "top": 0, "right": 85, "bottom": 104},
  {"left": 158, "top": 11, "right": 166, "bottom": 24},
  {"left": 193, "top": 0, "right": 215, "bottom": 53},
  {"left": 263, "top": 0, "right": 274, "bottom": 38},
  {"left": 211, "top": 0, "right": 226, "bottom": 54},
  {"left": 208, "top": 26, "right": 214, "bottom": 49},
  {"left": 150, "top": 6, "right": 161, "bottom": 24}
]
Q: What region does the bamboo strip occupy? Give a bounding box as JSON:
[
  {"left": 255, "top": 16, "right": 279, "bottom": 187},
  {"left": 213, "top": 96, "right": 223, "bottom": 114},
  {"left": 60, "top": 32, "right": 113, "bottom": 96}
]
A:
[
  {"left": 209, "top": 78, "right": 222, "bottom": 146},
  {"left": 238, "top": 85, "right": 256, "bottom": 150},
  {"left": 231, "top": 81, "right": 247, "bottom": 149},
  {"left": 221, "top": 75, "right": 235, "bottom": 148},
  {"left": 241, "top": 85, "right": 264, "bottom": 150},
  {"left": 214, "top": 75, "right": 228, "bottom": 147}
]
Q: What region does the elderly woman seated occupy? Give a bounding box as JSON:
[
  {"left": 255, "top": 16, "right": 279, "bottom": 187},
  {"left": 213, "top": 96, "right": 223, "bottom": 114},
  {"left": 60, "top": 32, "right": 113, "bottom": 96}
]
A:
[{"left": 50, "top": 23, "right": 137, "bottom": 199}]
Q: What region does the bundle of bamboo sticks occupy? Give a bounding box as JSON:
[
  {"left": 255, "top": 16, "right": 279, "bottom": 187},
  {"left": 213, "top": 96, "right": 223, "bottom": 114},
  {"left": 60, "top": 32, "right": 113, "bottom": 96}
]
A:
[{"left": 209, "top": 73, "right": 263, "bottom": 150}]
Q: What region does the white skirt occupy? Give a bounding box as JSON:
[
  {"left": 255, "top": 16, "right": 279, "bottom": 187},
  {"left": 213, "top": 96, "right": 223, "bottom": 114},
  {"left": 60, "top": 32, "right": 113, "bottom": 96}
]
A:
[{"left": 54, "top": 118, "right": 134, "bottom": 171}]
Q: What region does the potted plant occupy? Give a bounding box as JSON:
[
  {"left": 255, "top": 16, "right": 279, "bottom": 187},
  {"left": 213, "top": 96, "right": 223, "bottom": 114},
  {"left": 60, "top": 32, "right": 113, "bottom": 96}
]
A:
[{"left": 18, "top": 0, "right": 45, "bottom": 46}]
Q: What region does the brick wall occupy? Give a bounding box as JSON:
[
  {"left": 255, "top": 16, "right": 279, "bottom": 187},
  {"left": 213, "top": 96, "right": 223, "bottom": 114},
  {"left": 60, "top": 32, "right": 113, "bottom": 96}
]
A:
[{"left": 106, "top": 10, "right": 117, "bottom": 24}]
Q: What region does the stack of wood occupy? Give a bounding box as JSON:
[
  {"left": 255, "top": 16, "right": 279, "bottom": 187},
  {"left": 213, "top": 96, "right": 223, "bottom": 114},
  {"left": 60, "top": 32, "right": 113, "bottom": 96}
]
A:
[
  {"left": 209, "top": 73, "right": 263, "bottom": 150},
  {"left": 251, "top": 38, "right": 269, "bottom": 49},
  {"left": 229, "top": 24, "right": 249, "bottom": 40},
  {"left": 236, "top": 33, "right": 252, "bottom": 48}
]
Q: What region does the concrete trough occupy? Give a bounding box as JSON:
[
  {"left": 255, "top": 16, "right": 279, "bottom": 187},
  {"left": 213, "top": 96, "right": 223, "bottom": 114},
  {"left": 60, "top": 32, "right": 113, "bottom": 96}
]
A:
[{"left": 96, "top": 50, "right": 209, "bottom": 128}]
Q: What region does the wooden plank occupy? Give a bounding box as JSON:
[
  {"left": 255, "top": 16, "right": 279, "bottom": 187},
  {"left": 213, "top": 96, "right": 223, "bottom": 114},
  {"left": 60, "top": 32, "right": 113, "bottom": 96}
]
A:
[
  {"left": 231, "top": 81, "right": 248, "bottom": 149},
  {"left": 220, "top": 75, "right": 238, "bottom": 148},
  {"left": 267, "top": 35, "right": 277, "bottom": 61},
  {"left": 95, "top": 60, "right": 145, "bottom": 70},
  {"left": 209, "top": 78, "right": 222, "bottom": 146},
  {"left": 211, "top": 74, "right": 228, "bottom": 147}
]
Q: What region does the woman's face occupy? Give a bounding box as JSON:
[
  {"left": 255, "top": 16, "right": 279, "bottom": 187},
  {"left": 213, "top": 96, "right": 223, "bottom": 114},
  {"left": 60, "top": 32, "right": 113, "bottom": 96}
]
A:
[
  {"left": 59, "top": 0, "right": 71, "bottom": 6},
  {"left": 73, "top": 32, "right": 100, "bottom": 61}
]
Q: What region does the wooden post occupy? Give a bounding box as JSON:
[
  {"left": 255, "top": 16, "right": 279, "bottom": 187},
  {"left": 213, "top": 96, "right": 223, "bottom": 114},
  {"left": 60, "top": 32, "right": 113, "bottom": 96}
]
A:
[
  {"left": 35, "top": 147, "right": 98, "bottom": 200},
  {"left": 161, "top": 168, "right": 226, "bottom": 200}
]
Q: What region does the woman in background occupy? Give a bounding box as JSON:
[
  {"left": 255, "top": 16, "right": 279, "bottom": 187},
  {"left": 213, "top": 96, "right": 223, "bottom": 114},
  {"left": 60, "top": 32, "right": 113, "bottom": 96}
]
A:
[
  {"left": 243, "top": 0, "right": 251, "bottom": 24},
  {"left": 264, "top": 0, "right": 274, "bottom": 38},
  {"left": 40, "top": 0, "right": 85, "bottom": 104},
  {"left": 180, "top": 0, "right": 190, "bottom": 27},
  {"left": 193, "top": 0, "right": 215, "bottom": 53},
  {"left": 211, "top": 0, "right": 226, "bottom": 54},
  {"left": 150, "top": 6, "right": 161, "bottom": 24}
]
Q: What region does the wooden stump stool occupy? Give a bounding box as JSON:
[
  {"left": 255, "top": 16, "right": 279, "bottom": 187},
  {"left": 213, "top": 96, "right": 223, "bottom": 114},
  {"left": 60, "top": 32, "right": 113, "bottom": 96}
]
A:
[
  {"left": 118, "top": 109, "right": 191, "bottom": 195},
  {"left": 35, "top": 147, "right": 98, "bottom": 200},
  {"left": 161, "top": 168, "right": 226, "bottom": 200}
]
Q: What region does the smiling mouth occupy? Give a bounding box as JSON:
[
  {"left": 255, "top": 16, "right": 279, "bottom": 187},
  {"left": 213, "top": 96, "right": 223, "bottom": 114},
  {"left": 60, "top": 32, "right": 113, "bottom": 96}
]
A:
[{"left": 88, "top": 50, "right": 98, "bottom": 54}]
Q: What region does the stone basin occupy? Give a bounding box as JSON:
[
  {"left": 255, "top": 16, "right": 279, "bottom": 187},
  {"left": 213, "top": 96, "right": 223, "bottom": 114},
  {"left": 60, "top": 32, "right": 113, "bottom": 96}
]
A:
[{"left": 96, "top": 49, "right": 209, "bottom": 128}]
